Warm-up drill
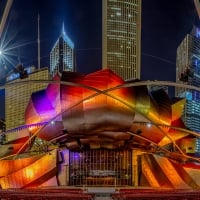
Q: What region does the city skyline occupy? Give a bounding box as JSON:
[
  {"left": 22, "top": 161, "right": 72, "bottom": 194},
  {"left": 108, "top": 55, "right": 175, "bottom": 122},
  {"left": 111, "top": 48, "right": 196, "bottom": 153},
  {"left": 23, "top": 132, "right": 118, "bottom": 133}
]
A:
[{"left": 0, "top": 0, "right": 197, "bottom": 119}]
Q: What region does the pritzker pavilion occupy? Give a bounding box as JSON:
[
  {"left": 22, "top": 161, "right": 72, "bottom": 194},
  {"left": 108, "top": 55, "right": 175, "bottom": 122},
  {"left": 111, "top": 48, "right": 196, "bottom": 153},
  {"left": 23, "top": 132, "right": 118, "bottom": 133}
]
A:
[{"left": 1, "top": 69, "right": 200, "bottom": 190}]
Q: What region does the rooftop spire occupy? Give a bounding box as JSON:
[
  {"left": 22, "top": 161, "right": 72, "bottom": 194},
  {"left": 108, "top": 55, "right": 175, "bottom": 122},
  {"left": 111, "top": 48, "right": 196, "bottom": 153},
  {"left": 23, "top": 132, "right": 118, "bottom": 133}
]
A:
[
  {"left": 62, "top": 22, "right": 65, "bottom": 35},
  {"left": 59, "top": 22, "right": 74, "bottom": 48}
]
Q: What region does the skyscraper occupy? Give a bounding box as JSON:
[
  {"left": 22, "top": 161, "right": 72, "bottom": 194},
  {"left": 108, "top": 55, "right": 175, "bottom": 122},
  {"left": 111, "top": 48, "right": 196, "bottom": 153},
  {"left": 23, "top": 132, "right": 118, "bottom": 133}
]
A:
[
  {"left": 176, "top": 26, "right": 200, "bottom": 133},
  {"left": 50, "top": 25, "right": 74, "bottom": 76},
  {"left": 102, "top": 0, "right": 142, "bottom": 81}
]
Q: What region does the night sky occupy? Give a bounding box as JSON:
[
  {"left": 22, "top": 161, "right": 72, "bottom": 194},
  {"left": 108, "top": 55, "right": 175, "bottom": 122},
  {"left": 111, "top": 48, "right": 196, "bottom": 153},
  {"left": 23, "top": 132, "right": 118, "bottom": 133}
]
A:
[
  {"left": 0, "top": 0, "right": 198, "bottom": 119},
  {"left": 141, "top": 0, "right": 196, "bottom": 81}
]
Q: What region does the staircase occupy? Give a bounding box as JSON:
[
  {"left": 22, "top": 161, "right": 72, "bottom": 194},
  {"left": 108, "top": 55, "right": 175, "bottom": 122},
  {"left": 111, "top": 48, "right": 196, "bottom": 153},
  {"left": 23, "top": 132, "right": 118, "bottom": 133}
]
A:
[{"left": 87, "top": 187, "right": 114, "bottom": 200}]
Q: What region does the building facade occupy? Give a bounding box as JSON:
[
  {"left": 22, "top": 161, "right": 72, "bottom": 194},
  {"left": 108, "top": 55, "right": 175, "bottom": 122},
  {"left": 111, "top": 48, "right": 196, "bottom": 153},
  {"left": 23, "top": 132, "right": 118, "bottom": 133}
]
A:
[
  {"left": 5, "top": 67, "right": 50, "bottom": 130},
  {"left": 176, "top": 26, "right": 200, "bottom": 149},
  {"left": 50, "top": 25, "right": 74, "bottom": 77},
  {"left": 102, "top": 0, "right": 142, "bottom": 81}
]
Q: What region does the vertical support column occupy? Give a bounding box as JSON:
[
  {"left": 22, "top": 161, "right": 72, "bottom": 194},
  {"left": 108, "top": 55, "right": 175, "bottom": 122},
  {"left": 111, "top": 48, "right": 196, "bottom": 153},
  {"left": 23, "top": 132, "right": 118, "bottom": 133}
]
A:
[
  {"left": 132, "top": 150, "right": 144, "bottom": 187},
  {"left": 132, "top": 150, "right": 138, "bottom": 186},
  {"left": 57, "top": 149, "right": 70, "bottom": 186}
]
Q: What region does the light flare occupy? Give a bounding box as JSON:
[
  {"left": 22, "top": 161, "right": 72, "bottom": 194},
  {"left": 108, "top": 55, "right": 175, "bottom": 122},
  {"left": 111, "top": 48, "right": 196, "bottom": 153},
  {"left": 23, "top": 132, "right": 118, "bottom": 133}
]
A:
[{"left": 0, "top": 15, "right": 37, "bottom": 81}]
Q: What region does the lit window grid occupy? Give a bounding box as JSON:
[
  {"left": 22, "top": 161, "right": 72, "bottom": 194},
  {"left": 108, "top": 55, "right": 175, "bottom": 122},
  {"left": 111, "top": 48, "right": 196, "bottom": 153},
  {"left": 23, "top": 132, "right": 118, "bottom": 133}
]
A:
[
  {"left": 5, "top": 69, "right": 49, "bottom": 130},
  {"left": 182, "top": 100, "right": 200, "bottom": 132},
  {"left": 102, "top": 0, "right": 141, "bottom": 81},
  {"left": 50, "top": 36, "right": 74, "bottom": 77},
  {"left": 176, "top": 27, "right": 200, "bottom": 133}
]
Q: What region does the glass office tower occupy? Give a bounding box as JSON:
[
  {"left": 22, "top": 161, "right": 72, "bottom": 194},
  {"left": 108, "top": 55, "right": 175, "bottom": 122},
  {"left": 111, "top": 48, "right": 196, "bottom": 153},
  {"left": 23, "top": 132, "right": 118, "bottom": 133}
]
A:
[
  {"left": 50, "top": 25, "right": 74, "bottom": 76},
  {"left": 176, "top": 26, "right": 200, "bottom": 154}
]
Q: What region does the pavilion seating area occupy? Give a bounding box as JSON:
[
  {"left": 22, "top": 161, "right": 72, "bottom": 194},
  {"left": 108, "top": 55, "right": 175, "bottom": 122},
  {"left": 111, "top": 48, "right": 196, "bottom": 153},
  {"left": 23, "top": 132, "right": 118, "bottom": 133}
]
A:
[
  {"left": 0, "top": 188, "right": 95, "bottom": 200},
  {"left": 111, "top": 188, "right": 200, "bottom": 200}
]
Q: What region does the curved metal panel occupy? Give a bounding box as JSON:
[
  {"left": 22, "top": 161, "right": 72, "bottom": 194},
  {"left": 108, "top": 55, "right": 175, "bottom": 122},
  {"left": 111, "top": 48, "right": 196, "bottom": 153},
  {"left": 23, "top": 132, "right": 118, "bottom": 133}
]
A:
[
  {"left": 0, "top": 150, "right": 57, "bottom": 189},
  {"left": 23, "top": 69, "right": 190, "bottom": 151}
]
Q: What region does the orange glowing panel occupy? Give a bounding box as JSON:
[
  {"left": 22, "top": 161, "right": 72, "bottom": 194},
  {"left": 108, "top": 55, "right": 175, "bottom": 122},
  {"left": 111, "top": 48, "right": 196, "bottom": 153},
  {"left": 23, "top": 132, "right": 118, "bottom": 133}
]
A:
[
  {"left": 25, "top": 168, "right": 34, "bottom": 179},
  {"left": 0, "top": 150, "right": 57, "bottom": 189},
  {"left": 171, "top": 98, "right": 186, "bottom": 121},
  {"left": 0, "top": 154, "right": 43, "bottom": 177}
]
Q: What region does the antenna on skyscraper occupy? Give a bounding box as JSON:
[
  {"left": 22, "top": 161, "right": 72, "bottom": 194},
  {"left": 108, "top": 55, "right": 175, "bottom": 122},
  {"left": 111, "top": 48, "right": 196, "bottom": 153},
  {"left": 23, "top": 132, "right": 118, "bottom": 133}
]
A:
[{"left": 37, "top": 13, "right": 41, "bottom": 69}]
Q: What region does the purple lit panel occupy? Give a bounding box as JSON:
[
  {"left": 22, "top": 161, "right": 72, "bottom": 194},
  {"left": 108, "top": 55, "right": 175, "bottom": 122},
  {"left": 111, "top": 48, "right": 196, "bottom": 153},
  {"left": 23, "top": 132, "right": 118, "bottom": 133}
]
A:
[
  {"left": 46, "top": 74, "right": 61, "bottom": 111},
  {"left": 32, "top": 90, "right": 54, "bottom": 113},
  {"left": 26, "top": 90, "right": 57, "bottom": 125}
]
